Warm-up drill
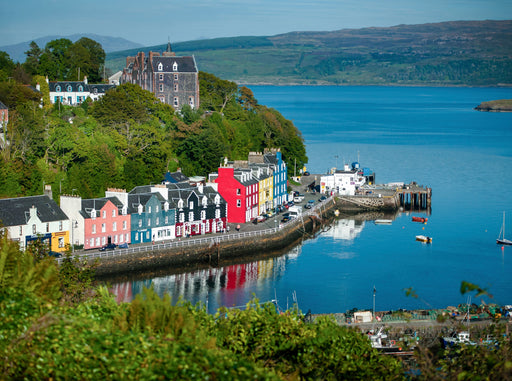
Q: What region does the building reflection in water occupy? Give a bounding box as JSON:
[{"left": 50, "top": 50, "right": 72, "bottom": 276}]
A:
[
  {"left": 110, "top": 218, "right": 364, "bottom": 312},
  {"left": 110, "top": 245, "right": 302, "bottom": 312}
]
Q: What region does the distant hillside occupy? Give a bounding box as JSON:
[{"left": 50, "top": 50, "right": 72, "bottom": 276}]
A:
[
  {"left": 106, "top": 20, "right": 512, "bottom": 86},
  {"left": 1, "top": 34, "right": 143, "bottom": 63}
]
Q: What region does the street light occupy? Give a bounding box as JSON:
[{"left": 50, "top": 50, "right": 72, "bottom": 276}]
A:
[
  {"left": 334, "top": 155, "right": 339, "bottom": 169},
  {"left": 71, "top": 220, "right": 78, "bottom": 252}
]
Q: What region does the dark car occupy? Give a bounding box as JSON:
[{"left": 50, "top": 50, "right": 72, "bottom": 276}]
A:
[
  {"left": 281, "top": 216, "right": 291, "bottom": 223},
  {"left": 99, "top": 243, "right": 116, "bottom": 251},
  {"left": 118, "top": 242, "right": 129, "bottom": 249},
  {"left": 319, "top": 195, "right": 327, "bottom": 202},
  {"left": 303, "top": 171, "right": 310, "bottom": 176},
  {"left": 49, "top": 251, "right": 62, "bottom": 258}
]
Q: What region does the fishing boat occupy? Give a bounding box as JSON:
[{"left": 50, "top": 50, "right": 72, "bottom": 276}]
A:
[
  {"left": 442, "top": 297, "right": 475, "bottom": 347},
  {"left": 497, "top": 211, "right": 512, "bottom": 245},
  {"left": 412, "top": 216, "right": 428, "bottom": 223},
  {"left": 416, "top": 235, "right": 432, "bottom": 243},
  {"left": 368, "top": 326, "right": 405, "bottom": 354}
]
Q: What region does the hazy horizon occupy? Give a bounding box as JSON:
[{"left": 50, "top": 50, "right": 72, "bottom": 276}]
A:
[{"left": 1, "top": 0, "right": 511, "bottom": 47}]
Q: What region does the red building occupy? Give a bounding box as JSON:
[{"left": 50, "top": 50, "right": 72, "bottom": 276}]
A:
[{"left": 210, "top": 167, "right": 259, "bottom": 224}]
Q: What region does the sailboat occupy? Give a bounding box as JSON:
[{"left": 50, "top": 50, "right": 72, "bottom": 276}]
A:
[{"left": 497, "top": 212, "right": 512, "bottom": 245}]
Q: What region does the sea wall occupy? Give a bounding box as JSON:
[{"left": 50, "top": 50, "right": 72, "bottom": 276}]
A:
[{"left": 93, "top": 202, "right": 337, "bottom": 278}]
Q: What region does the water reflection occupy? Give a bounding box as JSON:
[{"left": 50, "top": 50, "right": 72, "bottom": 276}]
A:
[
  {"left": 110, "top": 216, "right": 376, "bottom": 311},
  {"left": 322, "top": 218, "right": 365, "bottom": 241},
  {"left": 110, "top": 245, "right": 303, "bottom": 312}
]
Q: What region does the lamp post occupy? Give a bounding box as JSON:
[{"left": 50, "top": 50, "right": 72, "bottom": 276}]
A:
[
  {"left": 71, "top": 220, "right": 78, "bottom": 253},
  {"left": 335, "top": 155, "right": 339, "bottom": 169},
  {"left": 373, "top": 285, "right": 376, "bottom": 324}
]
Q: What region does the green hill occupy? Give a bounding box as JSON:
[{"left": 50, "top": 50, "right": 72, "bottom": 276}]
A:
[{"left": 106, "top": 20, "right": 512, "bottom": 86}]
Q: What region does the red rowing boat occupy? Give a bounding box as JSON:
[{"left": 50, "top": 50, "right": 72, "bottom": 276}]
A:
[{"left": 412, "top": 216, "right": 428, "bottom": 223}]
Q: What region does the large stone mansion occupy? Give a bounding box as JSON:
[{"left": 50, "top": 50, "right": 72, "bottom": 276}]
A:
[{"left": 120, "top": 42, "right": 199, "bottom": 110}]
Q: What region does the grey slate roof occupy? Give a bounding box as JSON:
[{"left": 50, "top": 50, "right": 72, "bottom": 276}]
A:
[
  {"left": 48, "top": 81, "right": 115, "bottom": 94},
  {"left": 151, "top": 56, "right": 197, "bottom": 73},
  {"left": 0, "top": 195, "right": 68, "bottom": 227},
  {"left": 80, "top": 197, "right": 123, "bottom": 219}
]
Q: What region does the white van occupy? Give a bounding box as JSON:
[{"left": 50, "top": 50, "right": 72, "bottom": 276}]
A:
[{"left": 288, "top": 206, "right": 302, "bottom": 218}]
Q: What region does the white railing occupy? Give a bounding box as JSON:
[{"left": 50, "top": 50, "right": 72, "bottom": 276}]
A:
[{"left": 57, "top": 196, "right": 334, "bottom": 263}]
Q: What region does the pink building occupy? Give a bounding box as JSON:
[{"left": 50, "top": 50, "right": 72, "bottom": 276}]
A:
[{"left": 81, "top": 197, "right": 131, "bottom": 250}]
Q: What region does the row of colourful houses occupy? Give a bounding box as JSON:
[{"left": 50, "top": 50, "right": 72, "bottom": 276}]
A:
[{"left": 0, "top": 150, "right": 288, "bottom": 253}]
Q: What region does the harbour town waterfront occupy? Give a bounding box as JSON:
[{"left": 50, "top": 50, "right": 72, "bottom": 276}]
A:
[{"left": 106, "top": 86, "right": 512, "bottom": 315}]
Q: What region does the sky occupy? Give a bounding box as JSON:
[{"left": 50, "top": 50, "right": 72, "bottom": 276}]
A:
[{"left": 1, "top": 0, "right": 511, "bottom": 47}]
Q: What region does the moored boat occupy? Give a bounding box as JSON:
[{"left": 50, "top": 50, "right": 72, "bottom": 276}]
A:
[
  {"left": 497, "top": 211, "right": 512, "bottom": 245},
  {"left": 368, "top": 326, "right": 404, "bottom": 354},
  {"left": 375, "top": 219, "right": 392, "bottom": 225},
  {"left": 416, "top": 235, "right": 432, "bottom": 243},
  {"left": 412, "top": 216, "right": 428, "bottom": 223}
]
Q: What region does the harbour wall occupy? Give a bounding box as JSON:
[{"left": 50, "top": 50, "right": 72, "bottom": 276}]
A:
[
  {"left": 86, "top": 182, "right": 431, "bottom": 278},
  {"left": 92, "top": 199, "right": 338, "bottom": 278}
]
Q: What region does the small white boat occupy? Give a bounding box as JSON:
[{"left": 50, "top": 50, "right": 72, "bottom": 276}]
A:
[
  {"left": 368, "top": 326, "right": 403, "bottom": 353},
  {"left": 416, "top": 235, "right": 432, "bottom": 243},
  {"left": 497, "top": 211, "right": 512, "bottom": 245},
  {"left": 374, "top": 219, "right": 392, "bottom": 225}
]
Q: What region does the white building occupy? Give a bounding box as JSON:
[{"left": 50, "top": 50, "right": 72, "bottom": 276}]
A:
[
  {"left": 47, "top": 76, "right": 115, "bottom": 105},
  {"left": 320, "top": 164, "right": 366, "bottom": 196}
]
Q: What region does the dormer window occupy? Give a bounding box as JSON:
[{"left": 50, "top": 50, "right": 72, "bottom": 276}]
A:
[
  {"left": 55, "top": 85, "right": 61, "bottom": 92},
  {"left": 202, "top": 196, "right": 207, "bottom": 207},
  {"left": 67, "top": 85, "right": 72, "bottom": 92},
  {"left": 215, "top": 195, "right": 220, "bottom": 205},
  {"left": 172, "top": 62, "right": 178, "bottom": 71},
  {"left": 158, "top": 62, "right": 163, "bottom": 71},
  {"left": 178, "top": 199, "right": 184, "bottom": 209},
  {"left": 78, "top": 85, "right": 83, "bottom": 92}
]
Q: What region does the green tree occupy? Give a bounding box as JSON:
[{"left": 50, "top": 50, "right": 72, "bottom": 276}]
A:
[
  {"left": 176, "top": 129, "right": 226, "bottom": 176},
  {"left": 39, "top": 38, "right": 73, "bottom": 80},
  {"left": 0, "top": 51, "right": 15, "bottom": 82},
  {"left": 68, "top": 38, "right": 106, "bottom": 82},
  {"left": 23, "top": 41, "right": 42, "bottom": 76}
]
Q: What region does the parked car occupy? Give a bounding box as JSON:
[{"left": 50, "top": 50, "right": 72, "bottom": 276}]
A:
[
  {"left": 281, "top": 215, "right": 291, "bottom": 223},
  {"left": 303, "top": 171, "right": 310, "bottom": 176},
  {"left": 256, "top": 215, "right": 267, "bottom": 223},
  {"left": 319, "top": 195, "right": 327, "bottom": 202},
  {"left": 304, "top": 200, "right": 315, "bottom": 209},
  {"left": 99, "top": 243, "right": 116, "bottom": 251},
  {"left": 293, "top": 194, "right": 305, "bottom": 203},
  {"left": 118, "top": 242, "right": 129, "bottom": 249},
  {"left": 49, "top": 251, "right": 62, "bottom": 258}
]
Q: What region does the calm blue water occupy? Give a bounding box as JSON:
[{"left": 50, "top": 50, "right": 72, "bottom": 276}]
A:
[{"left": 111, "top": 86, "right": 512, "bottom": 314}]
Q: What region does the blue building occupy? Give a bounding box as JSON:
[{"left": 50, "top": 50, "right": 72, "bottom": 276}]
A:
[
  {"left": 263, "top": 149, "right": 288, "bottom": 208},
  {"left": 127, "top": 192, "right": 175, "bottom": 244}
]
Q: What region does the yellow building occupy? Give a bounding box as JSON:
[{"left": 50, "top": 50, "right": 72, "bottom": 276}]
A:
[{"left": 252, "top": 166, "right": 274, "bottom": 215}]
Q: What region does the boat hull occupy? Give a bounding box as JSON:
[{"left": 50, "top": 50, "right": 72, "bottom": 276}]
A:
[
  {"left": 416, "top": 235, "right": 432, "bottom": 243},
  {"left": 412, "top": 216, "right": 428, "bottom": 223},
  {"left": 497, "top": 238, "right": 512, "bottom": 245}
]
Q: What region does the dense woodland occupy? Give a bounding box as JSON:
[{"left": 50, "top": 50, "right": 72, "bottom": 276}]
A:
[
  {"left": 0, "top": 39, "right": 307, "bottom": 200},
  {"left": 1, "top": 233, "right": 511, "bottom": 379}
]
